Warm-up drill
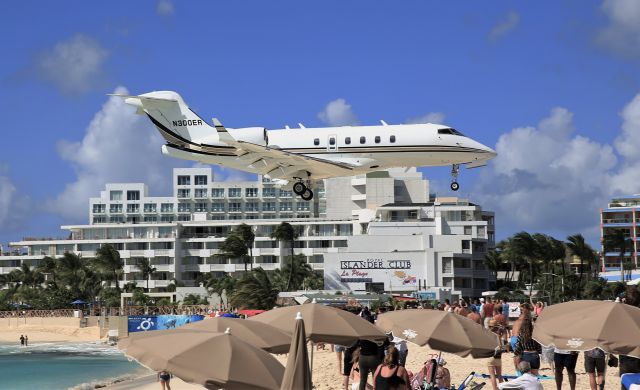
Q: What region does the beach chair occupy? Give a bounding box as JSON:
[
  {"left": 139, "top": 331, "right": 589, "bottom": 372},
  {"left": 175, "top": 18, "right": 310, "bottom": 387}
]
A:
[
  {"left": 457, "top": 371, "right": 485, "bottom": 390},
  {"left": 409, "top": 357, "right": 438, "bottom": 389}
]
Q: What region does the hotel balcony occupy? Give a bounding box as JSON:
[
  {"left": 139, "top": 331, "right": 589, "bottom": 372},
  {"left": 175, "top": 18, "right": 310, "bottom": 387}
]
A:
[
  {"left": 351, "top": 177, "right": 366, "bottom": 186},
  {"left": 602, "top": 218, "right": 633, "bottom": 227},
  {"left": 351, "top": 193, "right": 367, "bottom": 201}
]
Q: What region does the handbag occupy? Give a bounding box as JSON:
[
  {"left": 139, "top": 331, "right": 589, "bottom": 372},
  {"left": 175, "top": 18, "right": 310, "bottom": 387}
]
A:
[{"left": 608, "top": 355, "right": 619, "bottom": 368}]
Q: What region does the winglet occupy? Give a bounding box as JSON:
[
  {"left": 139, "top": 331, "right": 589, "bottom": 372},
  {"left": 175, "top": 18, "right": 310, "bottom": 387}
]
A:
[{"left": 212, "top": 117, "right": 234, "bottom": 142}]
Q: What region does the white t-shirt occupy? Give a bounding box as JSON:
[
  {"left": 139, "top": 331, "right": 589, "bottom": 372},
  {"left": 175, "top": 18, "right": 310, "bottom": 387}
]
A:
[{"left": 498, "top": 373, "right": 543, "bottom": 390}]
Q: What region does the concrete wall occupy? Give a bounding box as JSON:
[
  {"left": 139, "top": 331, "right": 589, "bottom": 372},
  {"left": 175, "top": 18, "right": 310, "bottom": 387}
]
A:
[{"left": 0, "top": 317, "right": 81, "bottom": 328}]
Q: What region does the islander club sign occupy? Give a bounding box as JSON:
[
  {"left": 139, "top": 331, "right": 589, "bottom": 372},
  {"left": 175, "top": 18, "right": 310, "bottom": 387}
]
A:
[{"left": 338, "top": 259, "right": 417, "bottom": 286}]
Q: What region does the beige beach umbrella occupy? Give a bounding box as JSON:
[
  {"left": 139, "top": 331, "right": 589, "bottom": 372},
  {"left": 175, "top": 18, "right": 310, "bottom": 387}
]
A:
[
  {"left": 180, "top": 316, "right": 291, "bottom": 354},
  {"left": 121, "top": 328, "right": 285, "bottom": 390},
  {"left": 375, "top": 309, "right": 499, "bottom": 358},
  {"left": 250, "top": 302, "right": 387, "bottom": 345},
  {"left": 533, "top": 300, "right": 640, "bottom": 358},
  {"left": 280, "top": 312, "right": 312, "bottom": 390}
]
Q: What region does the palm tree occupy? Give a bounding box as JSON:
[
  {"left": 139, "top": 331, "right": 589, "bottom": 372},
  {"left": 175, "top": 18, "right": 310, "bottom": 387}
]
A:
[
  {"left": 95, "top": 244, "right": 124, "bottom": 293},
  {"left": 206, "top": 273, "right": 236, "bottom": 307},
  {"left": 603, "top": 229, "right": 632, "bottom": 283},
  {"left": 511, "top": 232, "right": 540, "bottom": 299},
  {"left": 272, "top": 254, "right": 314, "bottom": 291},
  {"left": 484, "top": 249, "right": 502, "bottom": 282},
  {"left": 37, "top": 256, "right": 57, "bottom": 285},
  {"left": 219, "top": 232, "right": 249, "bottom": 273},
  {"left": 136, "top": 258, "right": 157, "bottom": 291},
  {"left": 235, "top": 224, "right": 255, "bottom": 271},
  {"left": 271, "top": 222, "right": 299, "bottom": 291},
  {"left": 56, "top": 252, "right": 87, "bottom": 298},
  {"left": 230, "top": 268, "right": 278, "bottom": 309},
  {"left": 549, "top": 237, "right": 568, "bottom": 302},
  {"left": 566, "top": 234, "right": 595, "bottom": 299},
  {"left": 302, "top": 271, "right": 324, "bottom": 290},
  {"left": 14, "top": 263, "right": 44, "bottom": 288}
]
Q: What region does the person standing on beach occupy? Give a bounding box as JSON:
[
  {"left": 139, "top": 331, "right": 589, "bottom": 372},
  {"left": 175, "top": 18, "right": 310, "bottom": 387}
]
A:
[
  {"left": 467, "top": 306, "right": 482, "bottom": 325},
  {"left": 24, "top": 335, "right": 28, "bottom": 346},
  {"left": 158, "top": 370, "right": 171, "bottom": 390},
  {"left": 584, "top": 348, "right": 606, "bottom": 390},
  {"left": 19, "top": 335, "right": 24, "bottom": 346},
  {"left": 553, "top": 348, "right": 577, "bottom": 390}
]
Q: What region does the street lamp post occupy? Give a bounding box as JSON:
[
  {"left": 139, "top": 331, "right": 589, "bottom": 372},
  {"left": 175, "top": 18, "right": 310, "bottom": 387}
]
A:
[{"left": 542, "top": 272, "right": 564, "bottom": 303}]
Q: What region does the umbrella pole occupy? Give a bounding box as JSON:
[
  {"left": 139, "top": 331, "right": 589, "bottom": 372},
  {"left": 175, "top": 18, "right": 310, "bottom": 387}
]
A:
[{"left": 310, "top": 341, "right": 314, "bottom": 384}]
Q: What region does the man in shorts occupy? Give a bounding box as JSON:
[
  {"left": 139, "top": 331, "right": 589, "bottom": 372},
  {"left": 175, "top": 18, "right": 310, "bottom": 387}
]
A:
[
  {"left": 584, "top": 348, "right": 606, "bottom": 390},
  {"left": 553, "top": 348, "right": 578, "bottom": 390}
]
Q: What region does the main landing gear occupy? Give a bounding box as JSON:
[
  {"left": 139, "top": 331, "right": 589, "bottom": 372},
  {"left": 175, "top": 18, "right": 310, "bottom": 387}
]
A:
[
  {"left": 293, "top": 180, "right": 314, "bottom": 201},
  {"left": 450, "top": 164, "right": 460, "bottom": 191}
]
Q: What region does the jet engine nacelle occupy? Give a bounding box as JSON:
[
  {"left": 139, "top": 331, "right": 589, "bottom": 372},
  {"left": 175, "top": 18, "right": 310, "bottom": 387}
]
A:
[{"left": 227, "top": 127, "right": 267, "bottom": 145}]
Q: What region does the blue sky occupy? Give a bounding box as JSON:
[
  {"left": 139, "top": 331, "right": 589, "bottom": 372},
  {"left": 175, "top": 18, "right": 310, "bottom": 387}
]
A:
[{"left": 1, "top": 0, "right": 639, "bottom": 247}]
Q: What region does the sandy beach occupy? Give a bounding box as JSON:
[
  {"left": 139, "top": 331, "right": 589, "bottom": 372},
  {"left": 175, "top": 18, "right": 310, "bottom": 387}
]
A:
[
  {"left": 106, "top": 345, "right": 622, "bottom": 389},
  {"left": 0, "top": 326, "right": 102, "bottom": 343}
]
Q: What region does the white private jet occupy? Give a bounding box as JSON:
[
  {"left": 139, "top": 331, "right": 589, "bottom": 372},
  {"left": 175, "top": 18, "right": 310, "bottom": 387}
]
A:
[{"left": 115, "top": 91, "right": 496, "bottom": 201}]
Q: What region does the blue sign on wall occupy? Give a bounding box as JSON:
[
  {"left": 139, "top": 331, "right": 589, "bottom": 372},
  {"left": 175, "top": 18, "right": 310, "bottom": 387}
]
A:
[{"left": 128, "top": 315, "right": 204, "bottom": 333}]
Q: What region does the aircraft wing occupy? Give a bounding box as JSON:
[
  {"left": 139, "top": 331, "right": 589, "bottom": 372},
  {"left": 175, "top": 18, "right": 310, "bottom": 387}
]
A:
[{"left": 229, "top": 140, "right": 356, "bottom": 179}]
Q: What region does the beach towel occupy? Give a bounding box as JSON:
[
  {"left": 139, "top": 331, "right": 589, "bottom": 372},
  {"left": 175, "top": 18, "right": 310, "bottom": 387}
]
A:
[{"left": 410, "top": 359, "right": 437, "bottom": 389}]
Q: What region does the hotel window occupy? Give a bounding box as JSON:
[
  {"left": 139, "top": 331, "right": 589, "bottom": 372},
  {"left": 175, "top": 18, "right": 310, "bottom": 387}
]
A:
[
  {"left": 229, "top": 188, "right": 242, "bottom": 198},
  {"left": 109, "top": 215, "right": 124, "bottom": 223},
  {"left": 127, "top": 190, "right": 140, "bottom": 201},
  {"left": 160, "top": 215, "right": 175, "bottom": 222},
  {"left": 279, "top": 189, "right": 292, "bottom": 198},
  {"left": 229, "top": 202, "right": 242, "bottom": 212},
  {"left": 374, "top": 136, "right": 381, "bottom": 144},
  {"left": 110, "top": 191, "right": 122, "bottom": 201},
  {"left": 390, "top": 135, "right": 396, "bottom": 143},
  {"left": 144, "top": 215, "right": 157, "bottom": 223},
  {"left": 160, "top": 203, "right": 174, "bottom": 213},
  {"left": 246, "top": 202, "right": 259, "bottom": 212},
  {"left": 211, "top": 202, "right": 225, "bottom": 212},
  {"left": 144, "top": 203, "right": 157, "bottom": 213},
  {"left": 126, "top": 204, "right": 140, "bottom": 213},
  {"left": 93, "top": 216, "right": 107, "bottom": 224},
  {"left": 263, "top": 202, "right": 276, "bottom": 211},
  {"left": 262, "top": 187, "right": 276, "bottom": 197},
  {"left": 177, "top": 175, "right": 190, "bottom": 185},
  {"left": 178, "top": 204, "right": 191, "bottom": 213},
  {"left": 178, "top": 215, "right": 191, "bottom": 221},
  {"left": 109, "top": 204, "right": 123, "bottom": 213},
  {"left": 194, "top": 175, "right": 207, "bottom": 185},
  {"left": 345, "top": 137, "right": 351, "bottom": 145},
  {"left": 194, "top": 202, "right": 208, "bottom": 212},
  {"left": 360, "top": 136, "right": 366, "bottom": 144},
  {"left": 313, "top": 138, "right": 320, "bottom": 146},
  {"left": 246, "top": 188, "right": 258, "bottom": 198},
  {"left": 195, "top": 188, "right": 208, "bottom": 198},
  {"left": 211, "top": 188, "right": 225, "bottom": 198},
  {"left": 296, "top": 202, "right": 310, "bottom": 211},
  {"left": 177, "top": 189, "right": 190, "bottom": 198},
  {"left": 93, "top": 204, "right": 106, "bottom": 213},
  {"left": 280, "top": 202, "right": 293, "bottom": 211}
]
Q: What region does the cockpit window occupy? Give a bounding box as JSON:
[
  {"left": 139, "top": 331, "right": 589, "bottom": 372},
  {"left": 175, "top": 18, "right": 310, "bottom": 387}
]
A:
[{"left": 438, "top": 128, "right": 464, "bottom": 136}]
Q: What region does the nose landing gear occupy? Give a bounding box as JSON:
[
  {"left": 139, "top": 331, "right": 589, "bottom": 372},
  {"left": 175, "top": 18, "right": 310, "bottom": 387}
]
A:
[{"left": 450, "top": 164, "right": 460, "bottom": 191}]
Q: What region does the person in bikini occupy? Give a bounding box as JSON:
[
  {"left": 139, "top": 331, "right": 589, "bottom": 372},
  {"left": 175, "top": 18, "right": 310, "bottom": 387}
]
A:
[
  {"left": 158, "top": 370, "right": 172, "bottom": 390},
  {"left": 372, "top": 346, "right": 410, "bottom": 390}
]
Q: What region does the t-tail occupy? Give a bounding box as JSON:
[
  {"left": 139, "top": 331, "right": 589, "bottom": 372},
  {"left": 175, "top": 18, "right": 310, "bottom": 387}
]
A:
[{"left": 111, "top": 90, "right": 234, "bottom": 149}]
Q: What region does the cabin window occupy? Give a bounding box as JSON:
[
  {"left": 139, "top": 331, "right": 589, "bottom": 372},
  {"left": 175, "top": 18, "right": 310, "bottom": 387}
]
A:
[
  {"left": 374, "top": 136, "right": 381, "bottom": 144},
  {"left": 313, "top": 138, "right": 320, "bottom": 146},
  {"left": 390, "top": 135, "right": 396, "bottom": 143},
  {"left": 329, "top": 137, "right": 335, "bottom": 145},
  {"left": 345, "top": 137, "right": 351, "bottom": 145},
  {"left": 360, "top": 136, "right": 366, "bottom": 144}
]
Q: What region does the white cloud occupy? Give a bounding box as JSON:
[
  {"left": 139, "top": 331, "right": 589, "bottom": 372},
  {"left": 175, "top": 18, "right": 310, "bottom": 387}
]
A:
[
  {"left": 473, "top": 95, "right": 640, "bottom": 243},
  {"left": 406, "top": 112, "right": 446, "bottom": 124},
  {"left": 34, "top": 34, "right": 109, "bottom": 94},
  {"left": 156, "top": 0, "right": 175, "bottom": 16},
  {"left": 318, "top": 98, "right": 359, "bottom": 126},
  {"left": 488, "top": 11, "right": 520, "bottom": 42},
  {"left": 596, "top": 0, "right": 640, "bottom": 57},
  {"left": 0, "top": 165, "right": 30, "bottom": 232},
  {"left": 49, "top": 86, "right": 186, "bottom": 221}
]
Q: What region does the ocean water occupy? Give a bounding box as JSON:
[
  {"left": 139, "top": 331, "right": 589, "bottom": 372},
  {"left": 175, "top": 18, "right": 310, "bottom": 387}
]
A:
[{"left": 0, "top": 342, "right": 147, "bottom": 390}]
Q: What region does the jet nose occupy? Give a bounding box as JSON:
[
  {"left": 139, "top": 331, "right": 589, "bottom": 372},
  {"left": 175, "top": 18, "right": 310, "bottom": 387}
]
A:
[{"left": 482, "top": 144, "right": 497, "bottom": 159}]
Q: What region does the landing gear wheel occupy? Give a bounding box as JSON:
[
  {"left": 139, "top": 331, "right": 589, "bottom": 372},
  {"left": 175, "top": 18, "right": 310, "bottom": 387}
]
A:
[
  {"left": 292, "top": 181, "right": 306, "bottom": 195},
  {"left": 450, "top": 164, "right": 460, "bottom": 192},
  {"left": 450, "top": 182, "right": 459, "bottom": 191},
  {"left": 301, "top": 188, "right": 314, "bottom": 201}
]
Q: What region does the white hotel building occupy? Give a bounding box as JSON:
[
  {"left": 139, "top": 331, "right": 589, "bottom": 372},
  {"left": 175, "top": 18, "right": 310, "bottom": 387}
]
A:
[{"left": 1, "top": 168, "right": 495, "bottom": 299}]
